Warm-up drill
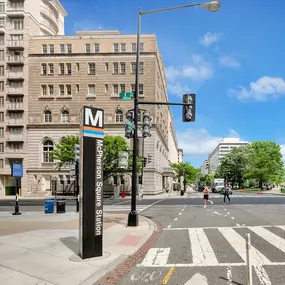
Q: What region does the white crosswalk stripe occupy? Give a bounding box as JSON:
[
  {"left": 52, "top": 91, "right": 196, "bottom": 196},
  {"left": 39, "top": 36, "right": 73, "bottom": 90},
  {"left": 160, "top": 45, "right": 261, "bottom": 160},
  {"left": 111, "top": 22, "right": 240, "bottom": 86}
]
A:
[
  {"left": 138, "top": 225, "right": 285, "bottom": 268},
  {"left": 103, "top": 205, "right": 147, "bottom": 212}
]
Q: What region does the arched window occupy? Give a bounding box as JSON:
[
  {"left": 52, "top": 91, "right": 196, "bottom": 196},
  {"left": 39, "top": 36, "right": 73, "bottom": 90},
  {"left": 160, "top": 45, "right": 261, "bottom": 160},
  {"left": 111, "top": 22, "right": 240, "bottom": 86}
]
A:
[
  {"left": 115, "top": 110, "right": 123, "bottom": 122},
  {"left": 43, "top": 140, "right": 54, "bottom": 163},
  {"left": 44, "top": 110, "right": 52, "bottom": 123},
  {"left": 61, "top": 110, "right": 69, "bottom": 123}
]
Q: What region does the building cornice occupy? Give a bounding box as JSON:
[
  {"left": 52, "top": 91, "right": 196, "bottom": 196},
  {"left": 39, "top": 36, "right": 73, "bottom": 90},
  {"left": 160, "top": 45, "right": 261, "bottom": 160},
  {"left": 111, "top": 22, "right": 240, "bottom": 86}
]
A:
[{"left": 28, "top": 52, "right": 157, "bottom": 57}]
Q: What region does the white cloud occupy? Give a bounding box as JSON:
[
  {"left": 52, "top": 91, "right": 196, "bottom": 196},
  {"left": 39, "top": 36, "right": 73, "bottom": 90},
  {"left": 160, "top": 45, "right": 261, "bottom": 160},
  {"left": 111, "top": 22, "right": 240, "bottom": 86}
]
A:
[
  {"left": 200, "top": 32, "right": 222, "bottom": 47},
  {"left": 229, "top": 76, "right": 285, "bottom": 101},
  {"left": 219, "top": 55, "right": 240, "bottom": 69},
  {"left": 165, "top": 54, "right": 214, "bottom": 82},
  {"left": 167, "top": 83, "right": 191, "bottom": 97},
  {"left": 228, "top": 129, "right": 240, "bottom": 138}
]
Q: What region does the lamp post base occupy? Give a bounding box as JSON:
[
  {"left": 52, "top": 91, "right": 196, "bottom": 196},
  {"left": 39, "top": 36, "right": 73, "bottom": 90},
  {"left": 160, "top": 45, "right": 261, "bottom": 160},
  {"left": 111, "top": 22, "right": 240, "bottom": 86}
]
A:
[{"left": 127, "top": 211, "right": 139, "bottom": 226}]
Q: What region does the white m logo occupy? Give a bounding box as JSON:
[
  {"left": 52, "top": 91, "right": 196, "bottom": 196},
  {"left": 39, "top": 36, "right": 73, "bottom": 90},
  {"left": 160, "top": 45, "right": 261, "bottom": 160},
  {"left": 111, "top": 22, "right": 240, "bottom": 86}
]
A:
[{"left": 85, "top": 108, "right": 103, "bottom": 128}]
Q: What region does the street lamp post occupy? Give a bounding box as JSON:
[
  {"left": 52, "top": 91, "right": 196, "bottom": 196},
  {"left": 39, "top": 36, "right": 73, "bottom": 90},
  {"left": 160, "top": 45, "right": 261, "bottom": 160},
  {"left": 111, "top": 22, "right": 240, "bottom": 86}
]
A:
[{"left": 127, "top": 1, "right": 222, "bottom": 227}]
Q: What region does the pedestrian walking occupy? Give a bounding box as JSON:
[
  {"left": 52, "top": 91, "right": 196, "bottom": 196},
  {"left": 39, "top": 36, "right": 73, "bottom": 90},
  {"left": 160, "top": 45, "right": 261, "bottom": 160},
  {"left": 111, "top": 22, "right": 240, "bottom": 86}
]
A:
[
  {"left": 223, "top": 184, "right": 231, "bottom": 204},
  {"left": 203, "top": 186, "right": 209, "bottom": 208}
]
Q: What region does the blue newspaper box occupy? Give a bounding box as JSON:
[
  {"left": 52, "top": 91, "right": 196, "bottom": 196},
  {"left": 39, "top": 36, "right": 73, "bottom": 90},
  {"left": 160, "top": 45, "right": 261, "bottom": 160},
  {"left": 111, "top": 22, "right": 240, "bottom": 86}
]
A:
[{"left": 45, "top": 199, "right": 54, "bottom": 214}]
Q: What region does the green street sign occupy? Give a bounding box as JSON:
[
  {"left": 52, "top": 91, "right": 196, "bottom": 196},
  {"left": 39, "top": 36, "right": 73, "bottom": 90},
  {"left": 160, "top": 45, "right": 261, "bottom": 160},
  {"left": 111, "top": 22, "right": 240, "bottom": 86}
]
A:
[
  {"left": 125, "top": 118, "right": 135, "bottom": 130},
  {"left": 120, "top": 92, "right": 134, "bottom": 100}
]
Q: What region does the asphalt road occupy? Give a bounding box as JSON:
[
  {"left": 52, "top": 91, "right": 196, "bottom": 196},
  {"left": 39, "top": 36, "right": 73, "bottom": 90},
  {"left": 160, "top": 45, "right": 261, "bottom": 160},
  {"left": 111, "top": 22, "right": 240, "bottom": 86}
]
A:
[{"left": 116, "top": 193, "right": 285, "bottom": 285}]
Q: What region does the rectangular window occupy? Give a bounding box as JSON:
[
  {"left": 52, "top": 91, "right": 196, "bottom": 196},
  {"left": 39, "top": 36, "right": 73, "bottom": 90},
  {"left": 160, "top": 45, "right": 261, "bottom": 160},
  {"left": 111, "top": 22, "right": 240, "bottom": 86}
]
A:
[
  {"left": 0, "top": 35, "right": 4, "bottom": 45},
  {"left": 88, "top": 84, "right": 96, "bottom": 96},
  {"left": 140, "top": 42, "right": 144, "bottom": 52},
  {"left": 121, "top": 43, "right": 126, "bottom": 52},
  {"left": 66, "top": 84, "right": 71, "bottom": 96},
  {"left": 59, "top": 63, "right": 64, "bottom": 75},
  {"left": 105, "top": 84, "right": 108, "bottom": 93},
  {"left": 94, "top": 43, "right": 99, "bottom": 53},
  {"left": 131, "top": 43, "right": 136, "bottom": 52},
  {"left": 139, "top": 62, "right": 144, "bottom": 74},
  {"left": 113, "top": 62, "right": 118, "bottom": 74},
  {"left": 67, "top": 44, "right": 72, "bottom": 54},
  {"left": 0, "top": 81, "right": 4, "bottom": 91},
  {"left": 120, "top": 62, "right": 126, "bottom": 74},
  {"left": 139, "top": 84, "right": 144, "bottom": 95},
  {"left": 76, "top": 84, "right": 79, "bottom": 93},
  {"left": 0, "top": 50, "right": 4, "bottom": 60},
  {"left": 0, "top": 127, "right": 3, "bottom": 137},
  {"left": 59, "top": 85, "right": 64, "bottom": 96},
  {"left": 105, "top": 62, "right": 109, "bottom": 71},
  {"left": 76, "top": 63, "right": 80, "bottom": 71},
  {"left": 66, "top": 63, "right": 72, "bottom": 75},
  {"left": 13, "top": 19, "right": 23, "bottom": 29},
  {"left": 0, "top": 66, "right": 4, "bottom": 75},
  {"left": 88, "top": 63, "right": 96, "bottom": 75},
  {"left": 113, "top": 43, "right": 119, "bottom": 53},
  {"left": 113, "top": 84, "right": 118, "bottom": 95},
  {"left": 60, "top": 44, "right": 65, "bottom": 54},
  {"left": 131, "top": 62, "right": 136, "bottom": 74},
  {"left": 48, "top": 85, "right": 54, "bottom": 96},
  {"left": 120, "top": 84, "right": 125, "bottom": 93},
  {"left": 85, "top": 44, "right": 90, "bottom": 53},
  {"left": 42, "top": 44, "right": 47, "bottom": 54},
  {"left": 48, "top": 63, "right": 54, "bottom": 75},
  {"left": 0, "top": 159, "right": 3, "bottom": 168},
  {"left": 41, "top": 63, "right": 47, "bottom": 75},
  {"left": 131, "top": 84, "right": 135, "bottom": 93},
  {"left": 0, "top": 17, "right": 4, "bottom": 26},
  {"left": 41, "top": 85, "right": 47, "bottom": 96},
  {"left": 0, "top": 112, "right": 3, "bottom": 121},
  {"left": 49, "top": 44, "right": 54, "bottom": 54},
  {"left": 0, "top": 96, "right": 3, "bottom": 106},
  {"left": 0, "top": 143, "right": 4, "bottom": 152},
  {"left": 0, "top": 3, "right": 5, "bottom": 13}
]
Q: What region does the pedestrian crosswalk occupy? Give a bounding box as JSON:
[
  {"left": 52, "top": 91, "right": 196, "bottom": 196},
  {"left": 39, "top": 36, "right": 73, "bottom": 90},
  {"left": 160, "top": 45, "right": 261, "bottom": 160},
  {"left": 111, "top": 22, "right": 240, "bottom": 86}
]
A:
[
  {"left": 138, "top": 225, "right": 285, "bottom": 268},
  {"left": 103, "top": 204, "right": 148, "bottom": 212}
]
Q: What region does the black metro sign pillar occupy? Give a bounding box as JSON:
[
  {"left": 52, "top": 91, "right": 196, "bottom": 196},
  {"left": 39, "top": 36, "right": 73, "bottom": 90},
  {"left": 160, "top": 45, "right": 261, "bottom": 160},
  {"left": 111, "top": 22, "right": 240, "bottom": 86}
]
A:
[{"left": 79, "top": 106, "right": 104, "bottom": 259}]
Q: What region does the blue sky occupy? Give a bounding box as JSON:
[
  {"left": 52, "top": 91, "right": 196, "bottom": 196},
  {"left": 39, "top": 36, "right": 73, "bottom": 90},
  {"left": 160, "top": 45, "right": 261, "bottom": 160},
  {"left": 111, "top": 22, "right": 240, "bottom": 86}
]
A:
[{"left": 61, "top": 0, "right": 285, "bottom": 167}]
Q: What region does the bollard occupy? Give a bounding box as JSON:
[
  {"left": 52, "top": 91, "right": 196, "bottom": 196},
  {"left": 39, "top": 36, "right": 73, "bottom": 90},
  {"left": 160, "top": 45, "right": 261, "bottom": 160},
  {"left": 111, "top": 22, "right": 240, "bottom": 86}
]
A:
[
  {"left": 12, "top": 194, "right": 22, "bottom": 216},
  {"left": 246, "top": 233, "right": 253, "bottom": 285},
  {"left": 76, "top": 195, "right": 79, "bottom": 212}
]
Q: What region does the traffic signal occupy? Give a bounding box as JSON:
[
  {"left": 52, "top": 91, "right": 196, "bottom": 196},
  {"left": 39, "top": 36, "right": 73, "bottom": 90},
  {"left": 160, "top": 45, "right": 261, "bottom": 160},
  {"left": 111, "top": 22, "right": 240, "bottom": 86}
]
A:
[
  {"left": 179, "top": 169, "right": 183, "bottom": 176},
  {"left": 183, "top": 169, "right": 186, "bottom": 176},
  {"left": 138, "top": 174, "right": 143, "bottom": 185},
  {"left": 125, "top": 111, "right": 134, "bottom": 139},
  {"left": 142, "top": 112, "right": 151, "bottom": 138},
  {"left": 147, "top": 154, "right": 152, "bottom": 163},
  {"left": 143, "top": 157, "right": 147, "bottom": 167},
  {"left": 74, "top": 144, "right": 80, "bottom": 162},
  {"left": 182, "top": 94, "right": 196, "bottom": 122}
]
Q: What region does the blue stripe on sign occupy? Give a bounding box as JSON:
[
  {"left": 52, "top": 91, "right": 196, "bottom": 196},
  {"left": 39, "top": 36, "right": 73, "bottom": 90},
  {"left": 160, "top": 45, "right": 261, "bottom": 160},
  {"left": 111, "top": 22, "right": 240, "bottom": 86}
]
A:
[{"left": 83, "top": 130, "right": 104, "bottom": 136}]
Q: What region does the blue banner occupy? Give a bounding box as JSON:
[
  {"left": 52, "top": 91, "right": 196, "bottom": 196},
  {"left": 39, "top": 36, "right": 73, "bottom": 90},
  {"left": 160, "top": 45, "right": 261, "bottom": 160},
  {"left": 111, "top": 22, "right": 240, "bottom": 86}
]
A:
[{"left": 11, "top": 164, "right": 23, "bottom": 178}]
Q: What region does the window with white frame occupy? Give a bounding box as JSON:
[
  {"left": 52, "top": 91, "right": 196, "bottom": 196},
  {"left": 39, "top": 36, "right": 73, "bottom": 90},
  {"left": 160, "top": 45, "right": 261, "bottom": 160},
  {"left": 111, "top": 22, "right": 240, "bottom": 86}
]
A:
[
  {"left": 113, "top": 43, "right": 119, "bottom": 53},
  {"left": 59, "top": 85, "right": 64, "bottom": 96},
  {"left": 44, "top": 110, "right": 52, "bottom": 123},
  {"left": 138, "top": 111, "right": 141, "bottom": 122},
  {"left": 105, "top": 84, "right": 108, "bottom": 93},
  {"left": 0, "top": 112, "right": 3, "bottom": 122},
  {"left": 49, "top": 44, "right": 54, "bottom": 54},
  {"left": 113, "top": 62, "right": 118, "bottom": 74},
  {"left": 139, "top": 84, "right": 143, "bottom": 95},
  {"left": 0, "top": 81, "right": 4, "bottom": 91},
  {"left": 42, "top": 44, "right": 47, "bottom": 54},
  {"left": 0, "top": 65, "right": 4, "bottom": 75},
  {"left": 66, "top": 63, "right": 72, "bottom": 75},
  {"left": 61, "top": 110, "right": 69, "bottom": 123},
  {"left": 140, "top": 42, "right": 144, "bottom": 52},
  {"left": 43, "top": 140, "right": 54, "bottom": 162},
  {"left": 0, "top": 50, "right": 3, "bottom": 61},
  {"left": 88, "top": 84, "right": 96, "bottom": 96},
  {"left": 48, "top": 85, "right": 54, "bottom": 96},
  {"left": 113, "top": 84, "right": 118, "bottom": 95},
  {"left": 105, "top": 62, "right": 109, "bottom": 71},
  {"left": 0, "top": 127, "right": 3, "bottom": 137},
  {"left": 67, "top": 44, "right": 72, "bottom": 54},
  {"left": 131, "top": 43, "right": 136, "bottom": 52},
  {"left": 41, "top": 63, "right": 47, "bottom": 75},
  {"left": 0, "top": 96, "right": 3, "bottom": 107},
  {"left": 59, "top": 63, "right": 64, "bottom": 75},
  {"left": 0, "top": 3, "right": 5, "bottom": 13},
  {"left": 60, "top": 44, "right": 65, "bottom": 53},
  {"left": 13, "top": 19, "right": 23, "bottom": 29},
  {"left": 48, "top": 63, "right": 54, "bottom": 75},
  {"left": 0, "top": 159, "right": 3, "bottom": 168},
  {"left": 139, "top": 62, "right": 144, "bottom": 74},
  {"left": 88, "top": 63, "right": 96, "bottom": 75},
  {"left": 0, "top": 143, "right": 3, "bottom": 152},
  {"left": 120, "top": 62, "right": 126, "bottom": 74},
  {"left": 94, "top": 43, "right": 99, "bottom": 53},
  {"left": 120, "top": 84, "right": 125, "bottom": 93},
  {"left": 120, "top": 43, "right": 126, "bottom": 52},
  {"left": 85, "top": 43, "right": 90, "bottom": 53},
  {"left": 0, "top": 35, "right": 4, "bottom": 45},
  {"left": 41, "top": 85, "right": 47, "bottom": 96},
  {"left": 66, "top": 84, "right": 71, "bottom": 96},
  {"left": 131, "top": 62, "right": 136, "bottom": 74},
  {"left": 115, "top": 110, "right": 123, "bottom": 122}
]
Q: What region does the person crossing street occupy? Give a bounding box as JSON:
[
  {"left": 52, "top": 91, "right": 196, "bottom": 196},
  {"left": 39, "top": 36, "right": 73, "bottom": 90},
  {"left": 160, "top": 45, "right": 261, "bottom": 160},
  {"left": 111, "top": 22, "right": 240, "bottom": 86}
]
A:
[
  {"left": 203, "top": 186, "right": 209, "bottom": 208},
  {"left": 223, "top": 184, "right": 231, "bottom": 204}
]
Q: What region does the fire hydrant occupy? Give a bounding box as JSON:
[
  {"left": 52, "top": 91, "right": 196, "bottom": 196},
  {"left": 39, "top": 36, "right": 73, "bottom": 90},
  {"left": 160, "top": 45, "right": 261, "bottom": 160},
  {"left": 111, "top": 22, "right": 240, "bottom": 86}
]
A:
[{"left": 121, "top": 189, "right": 126, "bottom": 198}]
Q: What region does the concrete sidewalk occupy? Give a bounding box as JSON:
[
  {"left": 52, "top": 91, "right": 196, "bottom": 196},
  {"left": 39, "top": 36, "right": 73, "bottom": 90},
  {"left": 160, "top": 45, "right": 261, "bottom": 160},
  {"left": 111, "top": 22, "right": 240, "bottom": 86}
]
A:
[{"left": 0, "top": 212, "right": 154, "bottom": 285}]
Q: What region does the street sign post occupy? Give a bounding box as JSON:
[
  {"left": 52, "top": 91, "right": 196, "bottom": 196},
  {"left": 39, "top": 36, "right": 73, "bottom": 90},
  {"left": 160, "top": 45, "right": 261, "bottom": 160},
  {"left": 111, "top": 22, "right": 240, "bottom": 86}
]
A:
[
  {"left": 120, "top": 92, "right": 134, "bottom": 101},
  {"left": 79, "top": 106, "right": 104, "bottom": 259}
]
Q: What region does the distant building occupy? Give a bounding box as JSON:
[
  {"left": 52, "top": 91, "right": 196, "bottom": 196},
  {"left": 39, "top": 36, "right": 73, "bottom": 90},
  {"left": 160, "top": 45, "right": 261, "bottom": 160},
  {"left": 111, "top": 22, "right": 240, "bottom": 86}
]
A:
[
  {"left": 207, "top": 138, "right": 248, "bottom": 174},
  {"left": 201, "top": 157, "right": 210, "bottom": 176},
  {"left": 178, "top": 149, "right": 183, "bottom": 163}
]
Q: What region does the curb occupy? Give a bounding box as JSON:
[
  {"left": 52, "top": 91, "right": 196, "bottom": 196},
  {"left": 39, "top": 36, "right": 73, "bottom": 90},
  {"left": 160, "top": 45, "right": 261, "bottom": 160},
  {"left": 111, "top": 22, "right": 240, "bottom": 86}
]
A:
[{"left": 93, "top": 216, "right": 162, "bottom": 285}]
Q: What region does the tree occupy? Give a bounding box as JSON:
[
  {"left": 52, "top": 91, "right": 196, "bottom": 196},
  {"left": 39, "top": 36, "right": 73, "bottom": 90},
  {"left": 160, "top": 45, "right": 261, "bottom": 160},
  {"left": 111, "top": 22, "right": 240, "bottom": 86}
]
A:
[
  {"left": 246, "top": 141, "right": 284, "bottom": 188},
  {"left": 170, "top": 162, "right": 199, "bottom": 183},
  {"left": 205, "top": 174, "right": 215, "bottom": 186},
  {"left": 49, "top": 135, "right": 79, "bottom": 169}
]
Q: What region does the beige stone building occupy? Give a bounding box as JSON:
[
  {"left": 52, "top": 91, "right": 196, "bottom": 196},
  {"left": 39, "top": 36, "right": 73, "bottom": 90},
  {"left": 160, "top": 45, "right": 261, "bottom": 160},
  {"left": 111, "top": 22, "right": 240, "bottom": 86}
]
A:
[
  {"left": 0, "top": 0, "right": 67, "bottom": 196},
  {"left": 26, "top": 30, "right": 180, "bottom": 195}
]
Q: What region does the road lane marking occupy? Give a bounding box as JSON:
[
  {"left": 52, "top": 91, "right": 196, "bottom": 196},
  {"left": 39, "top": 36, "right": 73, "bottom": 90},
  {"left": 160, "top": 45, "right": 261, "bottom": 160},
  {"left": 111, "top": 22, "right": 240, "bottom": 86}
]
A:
[
  {"left": 254, "top": 265, "right": 272, "bottom": 285},
  {"left": 114, "top": 200, "right": 130, "bottom": 205},
  {"left": 213, "top": 211, "right": 222, "bottom": 216},
  {"left": 162, "top": 266, "right": 175, "bottom": 284},
  {"left": 188, "top": 228, "right": 218, "bottom": 265},
  {"left": 227, "top": 212, "right": 230, "bottom": 215},
  {"left": 219, "top": 227, "right": 271, "bottom": 265},
  {"left": 163, "top": 225, "right": 276, "bottom": 231},
  {"left": 138, "top": 199, "right": 163, "bottom": 213},
  {"left": 179, "top": 213, "right": 182, "bottom": 215},
  {"left": 167, "top": 225, "right": 172, "bottom": 229},
  {"left": 226, "top": 266, "right": 233, "bottom": 285},
  {"left": 231, "top": 217, "right": 235, "bottom": 220},
  {"left": 140, "top": 248, "right": 170, "bottom": 267},
  {"left": 209, "top": 200, "right": 213, "bottom": 204},
  {"left": 174, "top": 218, "right": 178, "bottom": 221},
  {"left": 185, "top": 273, "right": 208, "bottom": 285}
]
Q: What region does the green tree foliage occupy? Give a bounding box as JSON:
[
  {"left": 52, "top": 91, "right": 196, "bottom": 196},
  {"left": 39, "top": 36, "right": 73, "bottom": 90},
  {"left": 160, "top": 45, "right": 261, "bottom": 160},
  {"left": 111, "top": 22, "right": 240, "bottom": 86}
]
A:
[
  {"left": 170, "top": 162, "right": 199, "bottom": 183},
  {"left": 246, "top": 141, "right": 284, "bottom": 188},
  {"left": 205, "top": 174, "right": 215, "bottom": 186}
]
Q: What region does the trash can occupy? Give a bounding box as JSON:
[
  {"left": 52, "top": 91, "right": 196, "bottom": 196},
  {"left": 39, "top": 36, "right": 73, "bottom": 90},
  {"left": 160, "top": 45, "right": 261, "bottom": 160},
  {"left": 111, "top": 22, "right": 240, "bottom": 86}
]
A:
[
  {"left": 45, "top": 199, "right": 54, "bottom": 214},
  {"left": 56, "top": 199, "right": 66, "bottom": 214}
]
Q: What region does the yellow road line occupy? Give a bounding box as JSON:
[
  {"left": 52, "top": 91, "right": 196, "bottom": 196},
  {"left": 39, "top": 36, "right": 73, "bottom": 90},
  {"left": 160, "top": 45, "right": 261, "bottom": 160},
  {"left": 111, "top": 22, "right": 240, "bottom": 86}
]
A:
[{"left": 162, "top": 266, "right": 175, "bottom": 284}]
